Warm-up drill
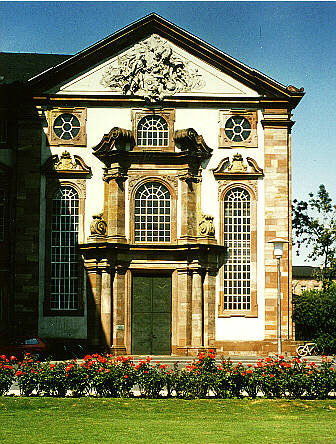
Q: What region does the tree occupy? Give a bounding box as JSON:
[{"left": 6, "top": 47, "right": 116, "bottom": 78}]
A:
[
  {"left": 292, "top": 184, "right": 336, "bottom": 287},
  {"left": 292, "top": 285, "right": 336, "bottom": 354}
]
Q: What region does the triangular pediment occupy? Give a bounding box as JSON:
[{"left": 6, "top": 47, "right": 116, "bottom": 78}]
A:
[
  {"left": 48, "top": 35, "right": 259, "bottom": 99},
  {"left": 28, "top": 13, "right": 304, "bottom": 106}
]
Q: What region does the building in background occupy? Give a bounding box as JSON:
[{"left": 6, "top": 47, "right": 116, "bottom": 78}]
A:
[
  {"left": 292, "top": 266, "right": 322, "bottom": 295},
  {"left": 0, "top": 14, "right": 304, "bottom": 355}
]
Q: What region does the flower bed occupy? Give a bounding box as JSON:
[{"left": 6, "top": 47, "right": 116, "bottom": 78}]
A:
[{"left": 2, "top": 351, "right": 336, "bottom": 399}]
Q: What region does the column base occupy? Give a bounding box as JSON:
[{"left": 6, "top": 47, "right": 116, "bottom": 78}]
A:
[
  {"left": 109, "top": 345, "right": 127, "bottom": 356},
  {"left": 174, "top": 346, "right": 216, "bottom": 357}
]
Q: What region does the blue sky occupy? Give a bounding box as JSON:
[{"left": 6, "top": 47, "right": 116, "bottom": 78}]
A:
[{"left": 1, "top": 1, "right": 335, "bottom": 263}]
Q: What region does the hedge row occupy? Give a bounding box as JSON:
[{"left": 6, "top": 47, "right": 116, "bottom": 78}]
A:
[{"left": 1, "top": 351, "right": 336, "bottom": 399}]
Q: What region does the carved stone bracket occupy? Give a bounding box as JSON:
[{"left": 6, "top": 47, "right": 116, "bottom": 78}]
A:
[
  {"left": 90, "top": 213, "right": 107, "bottom": 236},
  {"left": 174, "top": 128, "right": 212, "bottom": 159},
  {"left": 199, "top": 213, "right": 215, "bottom": 237},
  {"left": 93, "top": 127, "right": 135, "bottom": 165},
  {"left": 100, "top": 34, "right": 205, "bottom": 103},
  {"left": 178, "top": 171, "right": 202, "bottom": 186},
  {"left": 217, "top": 179, "right": 258, "bottom": 200},
  {"left": 103, "top": 167, "right": 128, "bottom": 186}
]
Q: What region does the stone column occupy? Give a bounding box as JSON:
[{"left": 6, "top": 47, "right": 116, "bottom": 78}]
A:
[
  {"left": 111, "top": 265, "right": 127, "bottom": 355},
  {"left": 101, "top": 268, "right": 112, "bottom": 347},
  {"left": 104, "top": 176, "right": 127, "bottom": 243},
  {"left": 86, "top": 268, "right": 102, "bottom": 347},
  {"left": 191, "top": 268, "right": 203, "bottom": 348},
  {"left": 203, "top": 269, "right": 217, "bottom": 347},
  {"left": 176, "top": 268, "right": 192, "bottom": 352}
]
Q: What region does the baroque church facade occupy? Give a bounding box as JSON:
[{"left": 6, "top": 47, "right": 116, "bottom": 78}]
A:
[{"left": 0, "top": 14, "right": 304, "bottom": 355}]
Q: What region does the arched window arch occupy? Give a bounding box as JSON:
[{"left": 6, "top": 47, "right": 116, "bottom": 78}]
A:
[
  {"left": 50, "top": 186, "right": 79, "bottom": 311},
  {"left": 223, "top": 187, "right": 252, "bottom": 312},
  {"left": 137, "top": 116, "right": 169, "bottom": 147},
  {"left": 134, "top": 182, "right": 171, "bottom": 242}
]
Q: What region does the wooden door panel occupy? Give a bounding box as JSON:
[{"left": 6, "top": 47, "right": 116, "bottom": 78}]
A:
[
  {"left": 152, "top": 312, "right": 171, "bottom": 355},
  {"left": 132, "top": 275, "right": 171, "bottom": 355},
  {"left": 133, "top": 276, "right": 151, "bottom": 313},
  {"left": 132, "top": 312, "right": 152, "bottom": 355},
  {"left": 152, "top": 276, "right": 171, "bottom": 313}
]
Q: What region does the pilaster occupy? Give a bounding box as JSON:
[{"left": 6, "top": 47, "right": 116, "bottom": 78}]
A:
[
  {"left": 103, "top": 174, "right": 127, "bottom": 243},
  {"left": 176, "top": 268, "right": 192, "bottom": 348},
  {"left": 203, "top": 268, "right": 217, "bottom": 347},
  {"left": 86, "top": 269, "right": 102, "bottom": 347},
  {"left": 101, "top": 269, "right": 112, "bottom": 347},
  {"left": 111, "top": 265, "right": 127, "bottom": 355},
  {"left": 191, "top": 267, "right": 203, "bottom": 347},
  {"left": 262, "top": 111, "right": 292, "bottom": 341}
]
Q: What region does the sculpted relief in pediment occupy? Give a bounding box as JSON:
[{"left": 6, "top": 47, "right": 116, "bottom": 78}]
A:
[{"left": 101, "top": 35, "right": 205, "bottom": 102}]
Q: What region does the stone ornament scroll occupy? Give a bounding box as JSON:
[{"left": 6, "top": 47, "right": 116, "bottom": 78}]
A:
[
  {"left": 199, "top": 213, "right": 216, "bottom": 237},
  {"left": 90, "top": 213, "right": 107, "bottom": 236}
]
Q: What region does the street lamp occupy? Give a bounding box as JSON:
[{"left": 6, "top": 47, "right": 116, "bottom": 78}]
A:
[{"left": 268, "top": 238, "right": 288, "bottom": 355}]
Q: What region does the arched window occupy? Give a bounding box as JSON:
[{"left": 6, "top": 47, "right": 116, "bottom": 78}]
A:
[
  {"left": 223, "top": 187, "right": 251, "bottom": 311},
  {"left": 50, "top": 186, "right": 79, "bottom": 310},
  {"left": 137, "top": 116, "right": 169, "bottom": 147},
  {"left": 134, "top": 182, "right": 171, "bottom": 242}
]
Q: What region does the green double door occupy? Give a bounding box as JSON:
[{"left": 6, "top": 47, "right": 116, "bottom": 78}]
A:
[{"left": 132, "top": 275, "right": 171, "bottom": 355}]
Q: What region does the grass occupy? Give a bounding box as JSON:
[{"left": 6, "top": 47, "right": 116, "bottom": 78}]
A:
[{"left": 0, "top": 398, "right": 335, "bottom": 443}]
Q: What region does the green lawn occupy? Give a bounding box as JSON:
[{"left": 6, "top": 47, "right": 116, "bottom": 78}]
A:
[{"left": 0, "top": 398, "right": 335, "bottom": 443}]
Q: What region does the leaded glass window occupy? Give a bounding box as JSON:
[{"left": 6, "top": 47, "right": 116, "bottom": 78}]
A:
[
  {"left": 225, "top": 116, "right": 251, "bottom": 142},
  {"left": 134, "top": 182, "right": 171, "bottom": 242},
  {"left": 137, "top": 116, "right": 169, "bottom": 147},
  {"left": 223, "top": 188, "right": 251, "bottom": 310},
  {"left": 50, "top": 186, "right": 79, "bottom": 310},
  {"left": 53, "top": 114, "right": 80, "bottom": 140}
]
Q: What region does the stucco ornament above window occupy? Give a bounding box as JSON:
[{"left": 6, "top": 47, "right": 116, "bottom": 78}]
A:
[{"left": 101, "top": 35, "right": 205, "bottom": 102}]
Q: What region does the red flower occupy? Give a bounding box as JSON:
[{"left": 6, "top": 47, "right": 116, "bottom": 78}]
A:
[
  {"left": 124, "top": 374, "right": 128, "bottom": 378},
  {"left": 144, "top": 370, "right": 148, "bottom": 374},
  {"left": 10, "top": 356, "right": 17, "bottom": 361},
  {"left": 15, "top": 370, "right": 23, "bottom": 376}
]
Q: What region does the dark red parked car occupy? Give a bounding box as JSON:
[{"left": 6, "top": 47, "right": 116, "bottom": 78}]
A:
[{"left": 0, "top": 336, "right": 49, "bottom": 360}]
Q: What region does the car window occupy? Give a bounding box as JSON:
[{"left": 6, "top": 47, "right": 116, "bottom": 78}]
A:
[{"left": 24, "top": 338, "right": 39, "bottom": 345}]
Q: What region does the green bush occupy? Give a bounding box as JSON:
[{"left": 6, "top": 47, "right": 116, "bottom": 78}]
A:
[
  {"left": 16, "top": 354, "right": 41, "bottom": 396},
  {"left": 292, "top": 283, "right": 336, "bottom": 353},
  {"left": 3, "top": 352, "right": 336, "bottom": 400},
  {"left": 38, "top": 362, "right": 68, "bottom": 397},
  {"left": 0, "top": 355, "right": 16, "bottom": 395}
]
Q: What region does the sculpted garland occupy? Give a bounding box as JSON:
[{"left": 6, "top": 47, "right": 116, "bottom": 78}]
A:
[{"left": 101, "top": 35, "right": 205, "bottom": 102}]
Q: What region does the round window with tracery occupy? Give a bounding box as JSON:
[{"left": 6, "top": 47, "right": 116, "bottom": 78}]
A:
[
  {"left": 53, "top": 114, "right": 81, "bottom": 140},
  {"left": 225, "top": 116, "right": 251, "bottom": 142}
]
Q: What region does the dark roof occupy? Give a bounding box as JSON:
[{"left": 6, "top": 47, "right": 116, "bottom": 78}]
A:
[
  {"left": 292, "top": 266, "right": 319, "bottom": 278},
  {"left": 0, "top": 53, "right": 71, "bottom": 84}
]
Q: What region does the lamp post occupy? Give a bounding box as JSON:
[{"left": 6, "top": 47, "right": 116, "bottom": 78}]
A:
[{"left": 268, "top": 238, "right": 288, "bottom": 355}]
